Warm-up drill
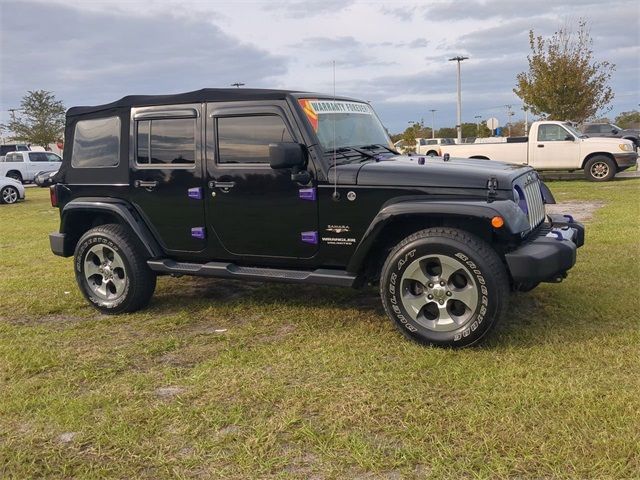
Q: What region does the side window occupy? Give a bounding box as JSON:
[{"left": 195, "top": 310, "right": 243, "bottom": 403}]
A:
[
  {"left": 537, "top": 124, "right": 568, "bottom": 142},
  {"left": 30, "top": 152, "right": 49, "bottom": 162},
  {"left": 136, "top": 118, "right": 195, "bottom": 166},
  {"left": 46, "top": 153, "right": 62, "bottom": 162},
  {"left": 584, "top": 125, "right": 597, "bottom": 134},
  {"left": 6, "top": 153, "right": 23, "bottom": 162},
  {"left": 217, "top": 115, "right": 293, "bottom": 164},
  {"left": 72, "top": 116, "right": 121, "bottom": 168},
  {"left": 16, "top": 145, "right": 29, "bottom": 151}
]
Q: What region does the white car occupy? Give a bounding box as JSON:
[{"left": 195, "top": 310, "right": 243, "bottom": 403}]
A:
[
  {"left": 0, "top": 151, "right": 62, "bottom": 183},
  {"left": 0, "top": 176, "right": 25, "bottom": 204}
]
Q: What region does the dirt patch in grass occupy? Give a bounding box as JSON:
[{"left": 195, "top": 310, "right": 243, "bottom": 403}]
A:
[{"left": 546, "top": 200, "right": 605, "bottom": 222}]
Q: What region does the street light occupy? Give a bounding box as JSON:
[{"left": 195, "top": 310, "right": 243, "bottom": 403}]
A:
[
  {"left": 448, "top": 55, "right": 468, "bottom": 143},
  {"left": 474, "top": 115, "right": 482, "bottom": 136},
  {"left": 428, "top": 109, "right": 437, "bottom": 139}
]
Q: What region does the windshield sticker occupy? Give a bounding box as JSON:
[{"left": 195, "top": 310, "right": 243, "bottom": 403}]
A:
[{"left": 298, "top": 99, "right": 372, "bottom": 132}]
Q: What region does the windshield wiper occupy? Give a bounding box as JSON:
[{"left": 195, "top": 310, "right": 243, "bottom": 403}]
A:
[
  {"left": 325, "top": 146, "right": 378, "bottom": 162},
  {"left": 359, "top": 143, "right": 399, "bottom": 155}
]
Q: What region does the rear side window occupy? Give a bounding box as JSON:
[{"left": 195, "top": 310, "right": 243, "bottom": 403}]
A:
[
  {"left": 136, "top": 118, "right": 195, "bottom": 166},
  {"left": 46, "top": 153, "right": 62, "bottom": 162},
  {"left": 5, "top": 152, "right": 23, "bottom": 162},
  {"left": 30, "top": 152, "right": 49, "bottom": 162},
  {"left": 71, "top": 116, "right": 120, "bottom": 168},
  {"left": 16, "top": 145, "right": 29, "bottom": 151},
  {"left": 217, "top": 115, "right": 292, "bottom": 164}
]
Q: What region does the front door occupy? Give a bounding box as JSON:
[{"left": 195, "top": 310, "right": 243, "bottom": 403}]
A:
[
  {"left": 130, "top": 104, "right": 206, "bottom": 254},
  {"left": 531, "top": 123, "right": 578, "bottom": 169},
  {"left": 206, "top": 103, "right": 319, "bottom": 259}
]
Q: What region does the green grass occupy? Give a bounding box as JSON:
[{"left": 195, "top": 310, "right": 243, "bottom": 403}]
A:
[{"left": 1, "top": 181, "right": 639, "bottom": 479}]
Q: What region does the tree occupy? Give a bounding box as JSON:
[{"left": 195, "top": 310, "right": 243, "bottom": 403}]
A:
[
  {"left": 614, "top": 110, "right": 640, "bottom": 129},
  {"left": 5, "top": 90, "right": 65, "bottom": 148},
  {"left": 514, "top": 20, "right": 615, "bottom": 123}
]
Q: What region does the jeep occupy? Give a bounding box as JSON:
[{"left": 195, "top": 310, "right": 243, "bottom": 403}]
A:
[{"left": 49, "top": 88, "right": 584, "bottom": 347}]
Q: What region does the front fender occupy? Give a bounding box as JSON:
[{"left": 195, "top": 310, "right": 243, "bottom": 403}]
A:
[{"left": 347, "top": 198, "right": 529, "bottom": 273}]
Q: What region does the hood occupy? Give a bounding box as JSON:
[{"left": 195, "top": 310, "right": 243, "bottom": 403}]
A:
[
  {"left": 331, "top": 154, "right": 530, "bottom": 189},
  {"left": 580, "top": 136, "right": 633, "bottom": 147}
]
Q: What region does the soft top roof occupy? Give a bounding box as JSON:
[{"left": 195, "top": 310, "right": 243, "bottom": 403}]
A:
[{"left": 66, "top": 88, "right": 362, "bottom": 117}]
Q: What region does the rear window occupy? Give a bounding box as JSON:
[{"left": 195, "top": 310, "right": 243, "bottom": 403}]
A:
[
  {"left": 1, "top": 145, "right": 16, "bottom": 156},
  {"left": 71, "top": 116, "right": 121, "bottom": 168}
]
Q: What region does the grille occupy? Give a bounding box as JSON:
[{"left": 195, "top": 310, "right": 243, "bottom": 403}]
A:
[{"left": 517, "top": 173, "right": 546, "bottom": 230}]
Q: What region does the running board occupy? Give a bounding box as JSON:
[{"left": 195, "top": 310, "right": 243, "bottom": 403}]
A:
[{"left": 147, "top": 259, "right": 356, "bottom": 287}]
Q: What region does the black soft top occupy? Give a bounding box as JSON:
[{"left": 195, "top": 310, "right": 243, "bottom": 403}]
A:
[{"left": 66, "top": 88, "right": 359, "bottom": 117}]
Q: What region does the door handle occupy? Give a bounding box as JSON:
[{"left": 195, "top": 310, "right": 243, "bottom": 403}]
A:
[
  {"left": 212, "top": 181, "right": 236, "bottom": 189},
  {"left": 537, "top": 144, "right": 545, "bottom": 148},
  {"left": 134, "top": 180, "right": 159, "bottom": 190}
]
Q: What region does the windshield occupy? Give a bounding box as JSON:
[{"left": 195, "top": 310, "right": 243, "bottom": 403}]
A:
[
  {"left": 298, "top": 99, "right": 392, "bottom": 151},
  {"left": 610, "top": 123, "right": 623, "bottom": 131},
  {"left": 563, "top": 123, "right": 587, "bottom": 138}
]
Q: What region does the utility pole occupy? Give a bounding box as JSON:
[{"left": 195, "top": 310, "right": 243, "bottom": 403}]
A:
[
  {"left": 505, "top": 104, "right": 514, "bottom": 137},
  {"left": 448, "top": 56, "right": 468, "bottom": 143},
  {"left": 8, "top": 108, "right": 19, "bottom": 122},
  {"left": 474, "top": 115, "right": 482, "bottom": 136},
  {"left": 428, "top": 109, "right": 437, "bottom": 138},
  {"left": 523, "top": 105, "right": 529, "bottom": 135},
  {"left": 230, "top": 82, "right": 245, "bottom": 88}
]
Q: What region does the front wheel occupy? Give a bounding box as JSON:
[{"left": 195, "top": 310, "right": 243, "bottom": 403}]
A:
[
  {"left": 380, "top": 228, "right": 509, "bottom": 347},
  {"left": 74, "top": 224, "right": 156, "bottom": 314},
  {"left": 1, "top": 185, "right": 19, "bottom": 204},
  {"left": 584, "top": 156, "right": 616, "bottom": 182}
]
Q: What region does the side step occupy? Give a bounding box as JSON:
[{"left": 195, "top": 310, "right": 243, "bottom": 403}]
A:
[{"left": 147, "top": 259, "right": 356, "bottom": 287}]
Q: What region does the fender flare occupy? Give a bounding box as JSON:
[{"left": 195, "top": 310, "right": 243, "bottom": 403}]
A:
[
  {"left": 60, "top": 197, "right": 163, "bottom": 257},
  {"left": 346, "top": 198, "right": 529, "bottom": 273}
]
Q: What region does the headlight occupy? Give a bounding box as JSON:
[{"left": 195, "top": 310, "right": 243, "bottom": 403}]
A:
[
  {"left": 619, "top": 143, "right": 633, "bottom": 151},
  {"left": 513, "top": 185, "right": 528, "bottom": 214}
]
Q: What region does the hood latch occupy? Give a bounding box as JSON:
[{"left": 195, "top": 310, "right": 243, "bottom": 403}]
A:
[{"left": 486, "top": 177, "right": 498, "bottom": 203}]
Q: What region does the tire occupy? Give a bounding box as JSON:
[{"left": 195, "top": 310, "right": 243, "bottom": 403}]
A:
[
  {"left": 584, "top": 156, "right": 616, "bottom": 182},
  {"left": 74, "top": 224, "right": 157, "bottom": 314},
  {"left": 380, "top": 227, "right": 509, "bottom": 347},
  {"left": 427, "top": 150, "right": 438, "bottom": 156},
  {"left": 1, "top": 185, "right": 19, "bottom": 204},
  {"left": 6, "top": 171, "right": 22, "bottom": 183}
]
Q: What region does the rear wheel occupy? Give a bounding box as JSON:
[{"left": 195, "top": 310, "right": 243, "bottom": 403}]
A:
[
  {"left": 584, "top": 156, "right": 616, "bottom": 181},
  {"left": 6, "top": 171, "right": 22, "bottom": 183},
  {"left": 1, "top": 185, "right": 19, "bottom": 204},
  {"left": 74, "top": 224, "right": 156, "bottom": 314},
  {"left": 380, "top": 227, "right": 509, "bottom": 347},
  {"left": 427, "top": 150, "right": 438, "bottom": 156}
]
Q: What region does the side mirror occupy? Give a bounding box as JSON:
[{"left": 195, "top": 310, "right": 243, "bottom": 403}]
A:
[
  {"left": 564, "top": 134, "right": 575, "bottom": 141},
  {"left": 269, "top": 142, "right": 306, "bottom": 170},
  {"left": 611, "top": 129, "right": 619, "bottom": 134}
]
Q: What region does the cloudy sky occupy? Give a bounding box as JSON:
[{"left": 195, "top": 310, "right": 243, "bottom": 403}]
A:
[{"left": 1, "top": 0, "right": 638, "bottom": 133}]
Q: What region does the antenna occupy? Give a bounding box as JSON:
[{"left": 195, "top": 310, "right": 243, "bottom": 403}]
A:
[{"left": 331, "top": 60, "right": 340, "bottom": 201}]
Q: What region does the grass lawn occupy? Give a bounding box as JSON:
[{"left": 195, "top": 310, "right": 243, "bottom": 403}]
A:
[{"left": 1, "top": 181, "right": 639, "bottom": 479}]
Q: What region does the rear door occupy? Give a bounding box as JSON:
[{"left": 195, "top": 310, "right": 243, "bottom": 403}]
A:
[
  {"left": 205, "top": 102, "right": 318, "bottom": 259},
  {"left": 130, "top": 104, "right": 206, "bottom": 254},
  {"left": 531, "top": 124, "right": 578, "bottom": 169},
  {"left": 28, "top": 152, "right": 50, "bottom": 179}
]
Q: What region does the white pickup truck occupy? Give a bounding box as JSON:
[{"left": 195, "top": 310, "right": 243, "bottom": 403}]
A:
[
  {"left": 440, "top": 121, "right": 638, "bottom": 181},
  {"left": 0, "top": 151, "right": 62, "bottom": 183},
  {"left": 395, "top": 137, "right": 456, "bottom": 156}
]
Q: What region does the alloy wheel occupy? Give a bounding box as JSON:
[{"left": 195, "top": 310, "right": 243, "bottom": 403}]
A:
[
  {"left": 400, "top": 254, "right": 479, "bottom": 332},
  {"left": 84, "top": 244, "right": 128, "bottom": 302}
]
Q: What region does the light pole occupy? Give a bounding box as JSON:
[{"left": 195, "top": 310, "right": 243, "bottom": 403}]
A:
[
  {"left": 474, "top": 115, "right": 482, "bottom": 136},
  {"left": 448, "top": 55, "right": 468, "bottom": 143},
  {"left": 505, "top": 104, "right": 514, "bottom": 137},
  {"left": 428, "top": 109, "right": 437, "bottom": 138}
]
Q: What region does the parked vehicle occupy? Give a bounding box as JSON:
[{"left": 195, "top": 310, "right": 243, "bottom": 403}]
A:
[
  {"left": 394, "top": 137, "right": 455, "bottom": 155},
  {"left": 49, "top": 89, "right": 584, "bottom": 348},
  {"left": 34, "top": 169, "right": 59, "bottom": 187},
  {"left": 439, "top": 121, "right": 637, "bottom": 181},
  {"left": 582, "top": 122, "right": 639, "bottom": 149},
  {"left": 0, "top": 143, "right": 30, "bottom": 162},
  {"left": 0, "top": 176, "right": 25, "bottom": 204},
  {"left": 0, "top": 151, "right": 62, "bottom": 183}
]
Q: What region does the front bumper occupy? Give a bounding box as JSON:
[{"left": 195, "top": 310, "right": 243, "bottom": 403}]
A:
[
  {"left": 505, "top": 214, "right": 585, "bottom": 284},
  {"left": 614, "top": 152, "right": 638, "bottom": 168}
]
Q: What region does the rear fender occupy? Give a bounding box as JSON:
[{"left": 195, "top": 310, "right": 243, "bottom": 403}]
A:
[{"left": 58, "top": 197, "right": 162, "bottom": 257}]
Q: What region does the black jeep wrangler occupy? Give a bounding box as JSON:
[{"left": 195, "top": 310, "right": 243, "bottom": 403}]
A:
[{"left": 49, "top": 88, "right": 584, "bottom": 347}]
